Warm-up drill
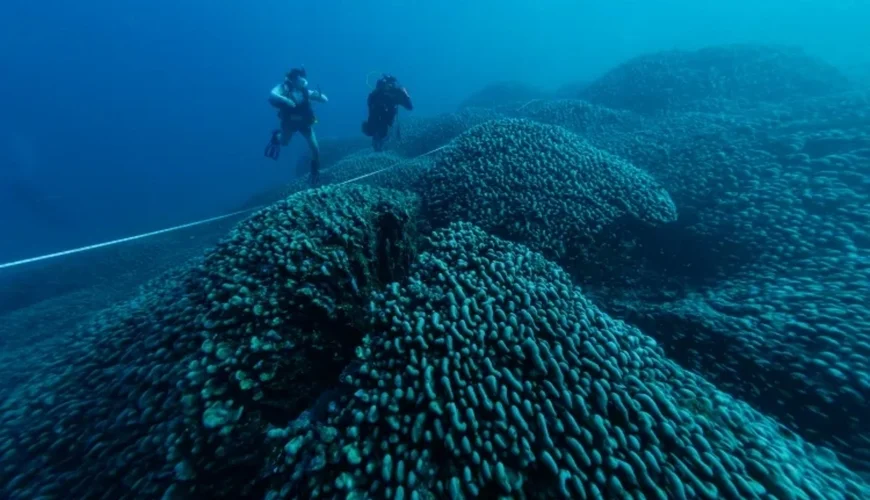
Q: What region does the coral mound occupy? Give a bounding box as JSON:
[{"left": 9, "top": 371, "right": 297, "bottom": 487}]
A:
[
  {"left": 3, "top": 42, "right": 868, "bottom": 500},
  {"left": 0, "top": 185, "right": 420, "bottom": 499},
  {"left": 513, "top": 98, "right": 644, "bottom": 136},
  {"left": 393, "top": 108, "right": 504, "bottom": 158},
  {"left": 581, "top": 44, "right": 851, "bottom": 114},
  {"left": 607, "top": 261, "right": 870, "bottom": 473},
  {"left": 423, "top": 118, "right": 677, "bottom": 267},
  {"left": 268, "top": 222, "right": 867, "bottom": 499},
  {"left": 320, "top": 151, "right": 433, "bottom": 194},
  {"left": 458, "top": 81, "right": 547, "bottom": 110}
]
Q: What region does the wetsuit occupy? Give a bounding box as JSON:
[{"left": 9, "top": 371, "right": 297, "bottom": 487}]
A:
[
  {"left": 265, "top": 82, "right": 328, "bottom": 184},
  {"left": 362, "top": 82, "right": 413, "bottom": 151}
]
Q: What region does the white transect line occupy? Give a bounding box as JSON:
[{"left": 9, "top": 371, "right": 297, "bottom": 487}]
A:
[
  {"left": 515, "top": 99, "right": 542, "bottom": 112},
  {"left": 0, "top": 208, "right": 258, "bottom": 271},
  {"left": 335, "top": 143, "right": 451, "bottom": 186},
  {"left": 0, "top": 144, "right": 451, "bottom": 271}
]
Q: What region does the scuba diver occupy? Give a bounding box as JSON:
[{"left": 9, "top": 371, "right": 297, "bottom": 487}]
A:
[
  {"left": 264, "top": 67, "right": 328, "bottom": 185},
  {"left": 361, "top": 74, "right": 413, "bottom": 151}
]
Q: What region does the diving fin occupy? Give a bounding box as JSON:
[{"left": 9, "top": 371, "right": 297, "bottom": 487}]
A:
[{"left": 264, "top": 130, "right": 281, "bottom": 160}]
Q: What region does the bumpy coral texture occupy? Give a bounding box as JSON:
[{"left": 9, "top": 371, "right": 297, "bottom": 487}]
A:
[
  {"left": 424, "top": 119, "right": 676, "bottom": 265},
  {"left": 269, "top": 222, "right": 865, "bottom": 500}
]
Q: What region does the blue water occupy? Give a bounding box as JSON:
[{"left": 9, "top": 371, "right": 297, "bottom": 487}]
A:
[
  {"left": 1, "top": 1, "right": 870, "bottom": 498},
  {"left": 1, "top": 0, "right": 866, "bottom": 263}
]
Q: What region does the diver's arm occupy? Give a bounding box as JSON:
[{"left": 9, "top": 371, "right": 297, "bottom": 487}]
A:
[
  {"left": 394, "top": 88, "right": 413, "bottom": 110},
  {"left": 309, "top": 89, "right": 329, "bottom": 103},
  {"left": 269, "top": 85, "right": 295, "bottom": 107}
]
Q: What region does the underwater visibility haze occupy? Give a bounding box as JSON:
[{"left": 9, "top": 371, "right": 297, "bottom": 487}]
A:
[{"left": 1, "top": 0, "right": 869, "bottom": 498}]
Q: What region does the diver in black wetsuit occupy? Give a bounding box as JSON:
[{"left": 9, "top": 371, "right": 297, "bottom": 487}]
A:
[
  {"left": 361, "top": 74, "right": 413, "bottom": 151},
  {"left": 264, "top": 67, "right": 329, "bottom": 185}
]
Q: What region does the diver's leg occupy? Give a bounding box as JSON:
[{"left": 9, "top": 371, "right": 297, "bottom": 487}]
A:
[
  {"left": 279, "top": 121, "right": 295, "bottom": 146},
  {"left": 303, "top": 128, "right": 320, "bottom": 162},
  {"left": 301, "top": 127, "right": 321, "bottom": 184},
  {"left": 377, "top": 124, "right": 391, "bottom": 151}
]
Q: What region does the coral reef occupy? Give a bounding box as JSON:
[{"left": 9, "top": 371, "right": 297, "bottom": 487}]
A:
[
  {"left": 580, "top": 44, "right": 852, "bottom": 114},
  {"left": 0, "top": 185, "right": 420, "bottom": 499},
  {"left": 423, "top": 118, "right": 677, "bottom": 272},
  {"left": 2, "top": 43, "right": 868, "bottom": 499},
  {"left": 457, "top": 81, "right": 549, "bottom": 111},
  {"left": 267, "top": 223, "right": 867, "bottom": 499}
]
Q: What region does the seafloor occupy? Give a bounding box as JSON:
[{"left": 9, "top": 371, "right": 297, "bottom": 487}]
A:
[{"left": 1, "top": 43, "right": 869, "bottom": 499}]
